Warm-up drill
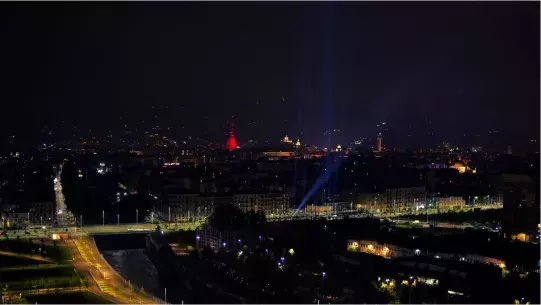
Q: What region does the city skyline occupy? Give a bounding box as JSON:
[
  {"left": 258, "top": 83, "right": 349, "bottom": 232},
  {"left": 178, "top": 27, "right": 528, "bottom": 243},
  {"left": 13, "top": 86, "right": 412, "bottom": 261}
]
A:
[
  {"left": 0, "top": 2, "right": 539, "bottom": 305},
  {"left": 0, "top": 2, "right": 539, "bottom": 151}
]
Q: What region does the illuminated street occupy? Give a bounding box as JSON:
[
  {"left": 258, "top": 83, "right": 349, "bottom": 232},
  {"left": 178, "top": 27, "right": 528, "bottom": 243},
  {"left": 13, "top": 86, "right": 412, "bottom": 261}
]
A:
[
  {"left": 54, "top": 163, "right": 76, "bottom": 227},
  {"left": 266, "top": 203, "right": 502, "bottom": 222},
  {"left": 0, "top": 250, "right": 54, "bottom": 263},
  {"left": 81, "top": 221, "right": 201, "bottom": 235},
  {"left": 69, "top": 236, "right": 164, "bottom": 304}
]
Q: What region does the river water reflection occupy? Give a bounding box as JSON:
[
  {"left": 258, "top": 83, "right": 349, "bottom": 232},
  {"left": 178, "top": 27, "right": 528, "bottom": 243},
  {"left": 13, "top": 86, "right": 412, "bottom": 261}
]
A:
[{"left": 102, "top": 249, "right": 164, "bottom": 300}]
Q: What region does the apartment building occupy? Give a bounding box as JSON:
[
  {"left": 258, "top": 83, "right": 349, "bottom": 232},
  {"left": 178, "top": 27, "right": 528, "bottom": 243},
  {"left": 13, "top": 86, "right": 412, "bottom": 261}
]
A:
[
  {"left": 384, "top": 186, "right": 426, "bottom": 212},
  {"left": 353, "top": 187, "right": 427, "bottom": 214},
  {"left": 434, "top": 196, "right": 465, "bottom": 209},
  {"left": 165, "top": 190, "right": 232, "bottom": 222},
  {"left": 196, "top": 222, "right": 239, "bottom": 251},
  {"left": 233, "top": 191, "right": 290, "bottom": 217},
  {"left": 346, "top": 239, "right": 505, "bottom": 267},
  {"left": 29, "top": 201, "right": 55, "bottom": 225}
]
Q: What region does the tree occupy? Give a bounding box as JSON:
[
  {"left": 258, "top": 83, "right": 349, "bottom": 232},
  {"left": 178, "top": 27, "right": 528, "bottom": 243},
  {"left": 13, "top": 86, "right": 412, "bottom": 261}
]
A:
[
  {"left": 189, "top": 248, "right": 199, "bottom": 258},
  {"left": 246, "top": 211, "right": 267, "bottom": 229},
  {"left": 201, "top": 246, "right": 215, "bottom": 259},
  {"left": 209, "top": 204, "right": 245, "bottom": 231}
]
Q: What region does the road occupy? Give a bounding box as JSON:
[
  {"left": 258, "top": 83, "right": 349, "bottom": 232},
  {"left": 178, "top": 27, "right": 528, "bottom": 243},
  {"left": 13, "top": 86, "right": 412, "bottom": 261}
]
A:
[
  {"left": 2, "top": 222, "right": 198, "bottom": 240},
  {"left": 0, "top": 245, "right": 115, "bottom": 304},
  {"left": 0, "top": 250, "right": 54, "bottom": 263},
  {"left": 4, "top": 203, "right": 500, "bottom": 238},
  {"left": 54, "top": 163, "right": 76, "bottom": 227},
  {"left": 1, "top": 286, "right": 87, "bottom": 304},
  {"left": 392, "top": 219, "right": 472, "bottom": 229},
  {"left": 8, "top": 286, "right": 86, "bottom": 296},
  {"left": 268, "top": 204, "right": 503, "bottom": 223},
  {"left": 68, "top": 236, "right": 164, "bottom": 304},
  {"left": 80, "top": 222, "right": 201, "bottom": 235}
]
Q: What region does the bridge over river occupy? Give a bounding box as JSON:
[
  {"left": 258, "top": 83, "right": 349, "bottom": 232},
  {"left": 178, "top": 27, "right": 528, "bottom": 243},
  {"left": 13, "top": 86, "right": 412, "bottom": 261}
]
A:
[{"left": 82, "top": 222, "right": 199, "bottom": 235}]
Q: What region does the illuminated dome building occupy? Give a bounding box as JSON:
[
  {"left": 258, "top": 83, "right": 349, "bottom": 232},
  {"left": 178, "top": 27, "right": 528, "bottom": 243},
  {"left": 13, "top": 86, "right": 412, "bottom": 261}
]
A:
[
  {"left": 225, "top": 122, "right": 238, "bottom": 151},
  {"left": 450, "top": 160, "right": 473, "bottom": 174}
]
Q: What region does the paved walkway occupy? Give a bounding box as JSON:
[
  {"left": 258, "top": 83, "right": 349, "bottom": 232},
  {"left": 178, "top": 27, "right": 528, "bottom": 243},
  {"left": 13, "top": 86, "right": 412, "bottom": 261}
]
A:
[
  {"left": 0, "top": 250, "right": 54, "bottom": 263},
  {"left": 4, "top": 286, "right": 85, "bottom": 296}
]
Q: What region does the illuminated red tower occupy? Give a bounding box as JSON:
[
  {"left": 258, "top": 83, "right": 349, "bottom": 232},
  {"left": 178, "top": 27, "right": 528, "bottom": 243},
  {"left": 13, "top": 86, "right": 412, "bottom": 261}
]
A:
[{"left": 225, "top": 121, "right": 238, "bottom": 151}]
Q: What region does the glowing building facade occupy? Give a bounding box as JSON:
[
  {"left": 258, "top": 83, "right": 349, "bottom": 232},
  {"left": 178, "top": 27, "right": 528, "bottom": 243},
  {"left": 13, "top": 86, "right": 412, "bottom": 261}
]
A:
[
  {"left": 376, "top": 134, "right": 383, "bottom": 152},
  {"left": 225, "top": 123, "right": 238, "bottom": 151}
]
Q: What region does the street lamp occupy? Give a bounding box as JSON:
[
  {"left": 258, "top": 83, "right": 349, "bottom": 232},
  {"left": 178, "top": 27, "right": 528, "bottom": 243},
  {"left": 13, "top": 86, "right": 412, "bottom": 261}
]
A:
[
  {"left": 40, "top": 216, "right": 43, "bottom": 227},
  {"left": 136, "top": 209, "right": 138, "bottom": 225},
  {"left": 164, "top": 288, "right": 167, "bottom": 303},
  {"left": 102, "top": 210, "right": 105, "bottom": 227},
  {"left": 117, "top": 214, "right": 120, "bottom": 226},
  {"left": 168, "top": 207, "right": 171, "bottom": 222}
]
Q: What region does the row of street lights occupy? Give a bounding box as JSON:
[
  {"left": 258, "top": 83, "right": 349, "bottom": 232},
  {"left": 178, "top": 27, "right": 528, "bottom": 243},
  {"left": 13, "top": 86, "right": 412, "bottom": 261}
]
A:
[
  {"left": 79, "top": 209, "right": 141, "bottom": 228},
  {"left": 76, "top": 208, "right": 202, "bottom": 228}
]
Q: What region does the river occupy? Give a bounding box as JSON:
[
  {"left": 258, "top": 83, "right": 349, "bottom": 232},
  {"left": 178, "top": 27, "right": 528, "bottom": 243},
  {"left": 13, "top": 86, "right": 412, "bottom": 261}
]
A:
[{"left": 102, "top": 249, "right": 165, "bottom": 300}]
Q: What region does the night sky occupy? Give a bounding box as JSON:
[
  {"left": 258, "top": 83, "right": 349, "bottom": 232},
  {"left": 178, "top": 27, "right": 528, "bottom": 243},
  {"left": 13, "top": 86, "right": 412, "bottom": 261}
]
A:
[{"left": 1, "top": 2, "right": 539, "bottom": 151}]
